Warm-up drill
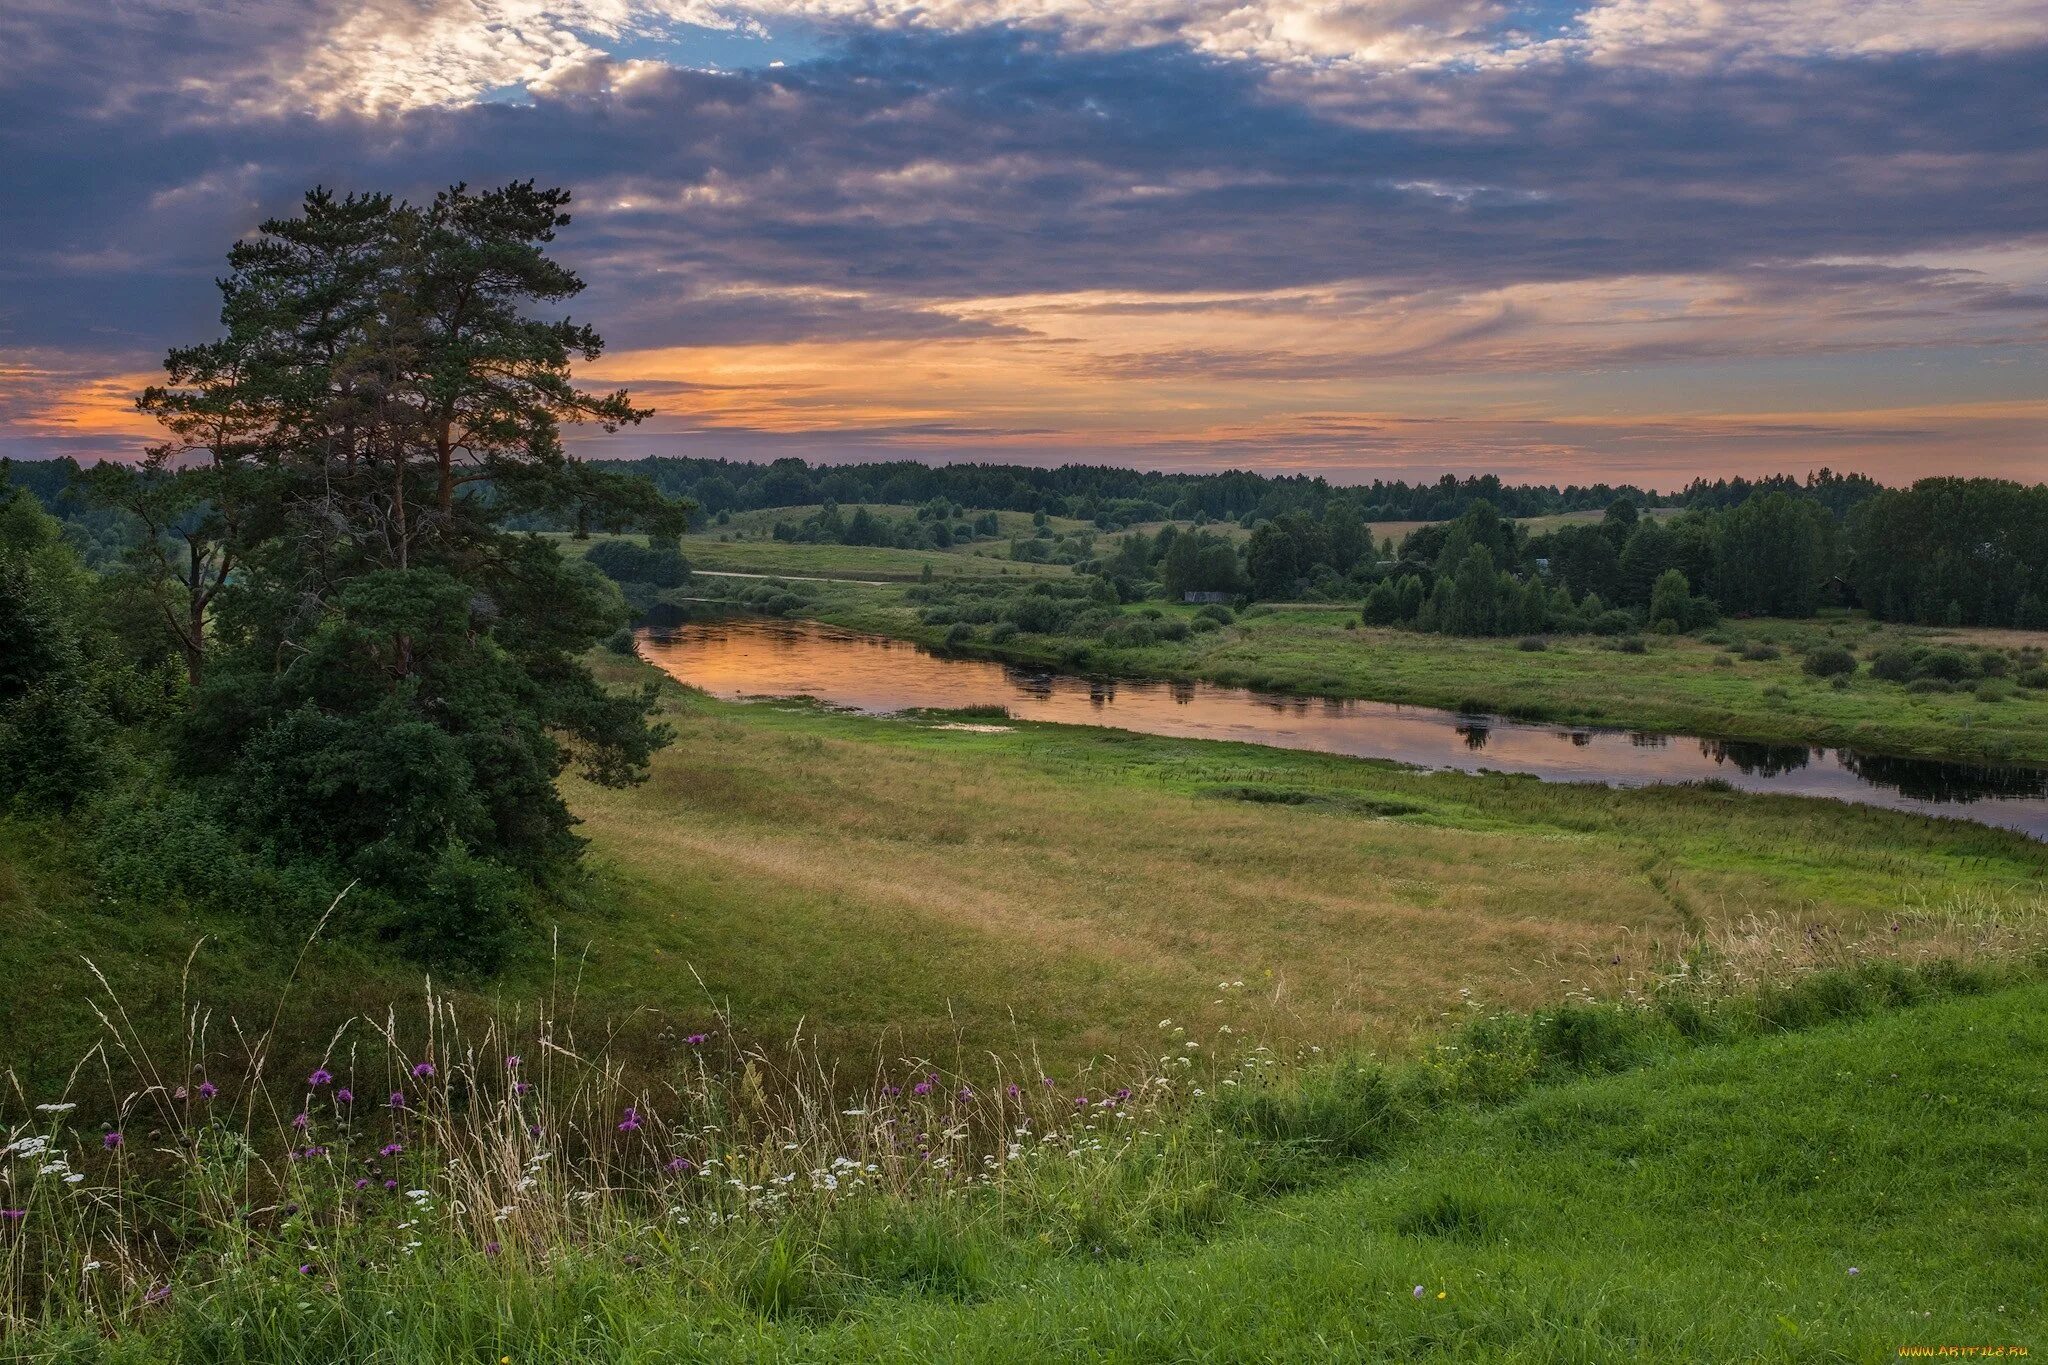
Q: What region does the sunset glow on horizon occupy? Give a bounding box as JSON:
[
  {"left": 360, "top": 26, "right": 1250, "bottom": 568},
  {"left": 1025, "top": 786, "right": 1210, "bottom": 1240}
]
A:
[{"left": 3, "top": 0, "right": 2044, "bottom": 487}]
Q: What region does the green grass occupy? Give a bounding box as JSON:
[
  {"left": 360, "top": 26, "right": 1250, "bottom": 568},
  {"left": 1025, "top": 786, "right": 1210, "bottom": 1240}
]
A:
[
  {"left": 791, "top": 979, "right": 2046, "bottom": 1363},
  {"left": 17, "top": 970, "right": 2044, "bottom": 1361}
]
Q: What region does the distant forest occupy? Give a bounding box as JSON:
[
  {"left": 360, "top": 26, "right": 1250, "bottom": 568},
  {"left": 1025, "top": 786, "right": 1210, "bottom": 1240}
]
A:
[{"left": 7, "top": 453, "right": 2046, "bottom": 629}]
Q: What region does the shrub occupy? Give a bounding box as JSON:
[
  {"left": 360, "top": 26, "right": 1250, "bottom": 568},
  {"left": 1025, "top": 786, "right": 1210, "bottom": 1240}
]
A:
[
  {"left": 1189, "top": 616, "right": 1220, "bottom": 634},
  {"left": 603, "top": 627, "right": 638, "bottom": 655},
  {"left": 1801, "top": 645, "right": 1857, "bottom": 678},
  {"left": 2019, "top": 665, "right": 2048, "bottom": 689},
  {"left": 1916, "top": 648, "right": 1976, "bottom": 682},
  {"left": 986, "top": 621, "right": 1019, "bottom": 644},
  {"left": 1739, "top": 641, "right": 1781, "bottom": 662},
  {"left": 1591, "top": 609, "right": 1635, "bottom": 636},
  {"left": 1612, "top": 635, "right": 1647, "bottom": 654},
  {"left": 943, "top": 622, "right": 973, "bottom": 647},
  {"left": 1907, "top": 677, "right": 1953, "bottom": 694},
  {"left": 1869, "top": 646, "right": 1916, "bottom": 682},
  {"left": 1974, "top": 679, "right": 2011, "bottom": 703},
  {"left": 1517, "top": 636, "right": 1547, "bottom": 652},
  {"left": 1195, "top": 604, "right": 1235, "bottom": 625}
]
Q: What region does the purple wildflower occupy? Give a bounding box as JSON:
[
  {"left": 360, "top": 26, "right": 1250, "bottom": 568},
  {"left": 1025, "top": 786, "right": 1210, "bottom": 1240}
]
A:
[
  {"left": 354, "top": 1178, "right": 370, "bottom": 1190},
  {"left": 505, "top": 1056, "right": 521, "bottom": 1070},
  {"left": 197, "top": 1081, "right": 217, "bottom": 1100},
  {"left": 410, "top": 1062, "right": 435, "bottom": 1079},
  {"left": 298, "top": 1264, "right": 315, "bottom": 1276},
  {"left": 384, "top": 1179, "right": 399, "bottom": 1191},
  {"left": 666, "top": 1156, "right": 694, "bottom": 1173},
  {"left": 685, "top": 1033, "right": 707, "bottom": 1045},
  {"left": 1041, "top": 1077, "right": 1055, "bottom": 1088},
  {"left": 144, "top": 1283, "right": 172, "bottom": 1307},
  {"left": 882, "top": 1084, "right": 901, "bottom": 1098},
  {"left": 912, "top": 1080, "right": 932, "bottom": 1096},
  {"left": 0, "top": 1210, "right": 24, "bottom": 1223},
  {"left": 389, "top": 1091, "right": 406, "bottom": 1109},
  {"left": 513, "top": 1081, "right": 531, "bottom": 1097},
  {"left": 485, "top": 1240, "right": 502, "bottom": 1257},
  {"left": 1414, "top": 1285, "right": 1426, "bottom": 1299},
  {"left": 1115, "top": 1088, "right": 1131, "bottom": 1100},
  {"left": 617, "top": 1107, "right": 642, "bottom": 1132},
  {"left": 1006, "top": 1083, "right": 1021, "bottom": 1099},
  {"left": 103, "top": 1132, "right": 124, "bottom": 1150},
  {"left": 379, "top": 1142, "right": 403, "bottom": 1158},
  {"left": 1848, "top": 1267, "right": 1861, "bottom": 1277},
  {"left": 335, "top": 1088, "right": 354, "bottom": 1105},
  {"left": 307, "top": 1068, "right": 333, "bottom": 1088},
  {"left": 291, "top": 1112, "right": 310, "bottom": 1131}
]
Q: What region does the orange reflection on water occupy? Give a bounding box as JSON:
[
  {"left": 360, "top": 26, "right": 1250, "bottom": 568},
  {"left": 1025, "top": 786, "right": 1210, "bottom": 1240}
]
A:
[{"left": 637, "top": 617, "right": 2048, "bottom": 839}]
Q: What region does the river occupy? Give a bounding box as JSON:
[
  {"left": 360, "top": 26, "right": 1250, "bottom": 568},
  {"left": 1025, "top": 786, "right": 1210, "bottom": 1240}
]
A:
[{"left": 637, "top": 615, "right": 2048, "bottom": 841}]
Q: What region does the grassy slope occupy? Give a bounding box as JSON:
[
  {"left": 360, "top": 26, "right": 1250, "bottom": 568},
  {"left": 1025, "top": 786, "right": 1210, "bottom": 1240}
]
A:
[
  {"left": 556, "top": 660, "right": 2047, "bottom": 1069},
  {"left": 6, "top": 662, "right": 2043, "bottom": 1094},
  {"left": 51, "top": 980, "right": 2037, "bottom": 1361},
  {"left": 787, "top": 582, "right": 2048, "bottom": 764},
  {"left": 782, "top": 982, "right": 2047, "bottom": 1362}
]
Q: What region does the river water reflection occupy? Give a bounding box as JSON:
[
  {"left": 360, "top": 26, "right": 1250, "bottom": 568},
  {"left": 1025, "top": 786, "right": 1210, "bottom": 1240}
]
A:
[{"left": 637, "top": 616, "right": 2048, "bottom": 841}]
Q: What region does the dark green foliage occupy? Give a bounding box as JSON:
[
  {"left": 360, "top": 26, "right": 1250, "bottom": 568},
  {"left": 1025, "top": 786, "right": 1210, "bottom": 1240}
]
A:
[
  {"left": 1848, "top": 477, "right": 2048, "bottom": 626},
  {"left": 1801, "top": 645, "right": 1858, "bottom": 678},
  {"left": 584, "top": 538, "right": 691, "bottom": 588},
  {"left": 63, "top": 184, "right": 688, "bottom": 964}
]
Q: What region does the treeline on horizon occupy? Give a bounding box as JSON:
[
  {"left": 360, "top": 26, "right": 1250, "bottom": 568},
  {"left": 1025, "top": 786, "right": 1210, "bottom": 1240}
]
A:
[{"left": 10, "top": 452, "right": 2047, "bottom": 630}]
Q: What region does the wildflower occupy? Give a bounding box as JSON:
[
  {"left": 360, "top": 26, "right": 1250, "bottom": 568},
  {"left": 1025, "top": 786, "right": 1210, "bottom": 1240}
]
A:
[
  {"left": 292, "top": 1112, "right": 310, "bottom": 1130},
  {"left": 198, "top": 1082, "right": 217, "bottom": 1100},
  {"left": 389, "top": 1092, "right": 406, "bottom": 1109},
  {"left": 379, "top": 1143, "right": 404, "bottom": 1158},
  {"left": 881, "top": 1085, "right": 901, "bottom": 1098},
  {"left": 957, "top": 1086, "right": 974, "bottom": 1102},
  {"left": 173, "top": 1086, "right": 188, "bottom": 1101},
  {"left": 513, "top": 1081, "right": 531, "bottom": 1097},
  {"left": 144, "top": 1283, "right": 171, "bottom": 1307},
  {"left": 912, "top": 1081, "right": 932, "bottom": 1096},
  {"left": 1006, "top": 1084, "right": 1021, "bottom": 1098},
  {"left": 1848, "top": 1267, "right": 1861, "bottom": 1277},
  {"left": 102, "top": 1132, "right": 124, "bottom": 1150},
  {"left": 666, "top": 1157, "right": 694, "bottom": 1173},
  {"left": 354, "top": 1179, "right": 370, "bottom": 1190},
  {"left": 687, "top": 1033, "right": 709, "bottom": 1045},
  {"left": 35, "top": 1103, "right": 76, "bottom": 1114},
  {"left": 411, "top": 1062, "right": 435, "bottom": 1079},
  {"left": 336, "top": 1088, "right": 354, "bottom": 1105},
  {"left": 384, "top": 1179, "right": 399, "bottom": 1191},
  {"left": 1437, "top": 1292, "right": 1447, "bottom": 1300},
  {"left": 307, "top": 1068, "right": 333, "bottom": 1088},
  {"left": 1414, "top": 1285, "right": 1425, "bottom": 1299},
  {"left": 298, "top": 1264, "right": 315, "bottom": 1275},
  {"left": 617, "top": 1107, "right": 642, "bottom": 1132},
  {"left": 485, "top": 1241, "right": 502, "bottom": 1257},
  {"left": 1115, "top": 1088, "right": 1131, "bottom": 1100},
  {"left": 1041, "top": 1077, "right": 1055, "bottom": 1088},
  {"left": 505, "top": 1056, "right": 521, "bottom": 1070},
  {"left": 0, "top": 1210, "right": 23, "bottom": 1223}
]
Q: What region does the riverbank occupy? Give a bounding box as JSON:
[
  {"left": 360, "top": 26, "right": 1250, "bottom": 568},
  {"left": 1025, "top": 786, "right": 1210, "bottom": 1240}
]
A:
[{"left": 678, "top": 576, "right": 2048, "bottom": 766}]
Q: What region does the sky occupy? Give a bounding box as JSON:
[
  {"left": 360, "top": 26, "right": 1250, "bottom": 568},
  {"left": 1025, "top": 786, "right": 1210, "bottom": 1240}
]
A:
[{"left": 2, "top": 0, "right": 2045, "bottom": 489}]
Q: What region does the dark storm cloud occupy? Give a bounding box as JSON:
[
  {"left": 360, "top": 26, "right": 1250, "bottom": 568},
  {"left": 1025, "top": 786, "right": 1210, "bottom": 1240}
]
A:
[{"left": 4, "top": 23, "right": 2046, "bottom": 364}]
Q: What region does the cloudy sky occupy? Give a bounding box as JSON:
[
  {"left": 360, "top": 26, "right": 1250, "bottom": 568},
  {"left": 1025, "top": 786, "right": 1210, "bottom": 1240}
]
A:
[{"left": 3, "top": 0, "right": 2045, "bottom": 486}]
